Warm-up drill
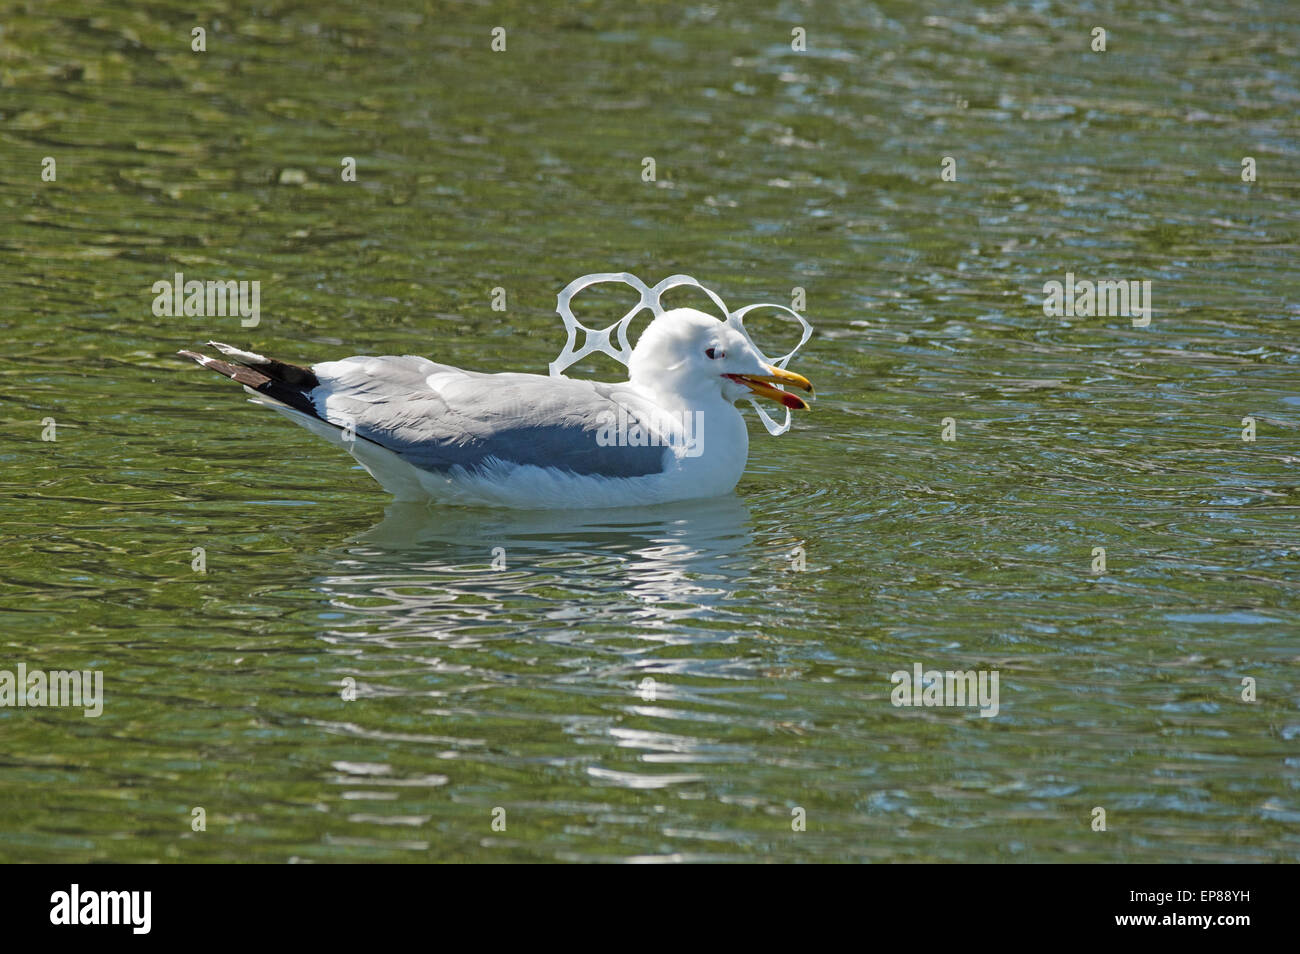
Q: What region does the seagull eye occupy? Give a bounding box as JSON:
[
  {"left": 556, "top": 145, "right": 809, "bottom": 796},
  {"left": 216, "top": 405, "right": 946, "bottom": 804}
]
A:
[{"left": 705, "top": 347, "right": 723, "bottom": 359}]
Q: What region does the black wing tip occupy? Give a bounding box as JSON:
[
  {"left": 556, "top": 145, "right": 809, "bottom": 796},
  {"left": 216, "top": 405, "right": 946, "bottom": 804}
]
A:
[
  {"left": 178, "top": 348, "right": 213, "bottom": 365},
  {"left": 178, "top": 345, "right": 325, "bottom": 420}
]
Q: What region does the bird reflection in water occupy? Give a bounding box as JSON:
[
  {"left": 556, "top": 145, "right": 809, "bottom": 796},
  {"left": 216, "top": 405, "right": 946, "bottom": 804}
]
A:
[{"left": 312, "top": 496, "right": 756, "bottom": 649}]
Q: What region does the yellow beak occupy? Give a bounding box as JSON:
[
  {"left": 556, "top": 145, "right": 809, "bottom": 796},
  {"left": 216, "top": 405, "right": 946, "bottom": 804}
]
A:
[{"left": 725, "top": 365, "right": 814, "bottom": 410}]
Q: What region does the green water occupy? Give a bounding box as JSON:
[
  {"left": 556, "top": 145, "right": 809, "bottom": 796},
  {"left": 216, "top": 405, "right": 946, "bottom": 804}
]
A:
[{"left": 1, "top": 0, "right": 1297, "bottom": 862}]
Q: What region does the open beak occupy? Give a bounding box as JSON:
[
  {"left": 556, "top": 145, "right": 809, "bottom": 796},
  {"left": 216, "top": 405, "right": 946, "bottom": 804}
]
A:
[{"left": 725, "top": 365, "right": 814, "bottom": 411}]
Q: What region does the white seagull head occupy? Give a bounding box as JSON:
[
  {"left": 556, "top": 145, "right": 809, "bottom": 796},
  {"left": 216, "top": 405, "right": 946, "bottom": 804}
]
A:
[{"left": 627, "top": 307, "right": 814, "bottom": 410}]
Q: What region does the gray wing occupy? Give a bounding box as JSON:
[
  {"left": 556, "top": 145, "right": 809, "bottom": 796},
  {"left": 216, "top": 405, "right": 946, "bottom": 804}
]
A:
[{"left": 308, "top": 355, "right": 670, "bottom": 479}]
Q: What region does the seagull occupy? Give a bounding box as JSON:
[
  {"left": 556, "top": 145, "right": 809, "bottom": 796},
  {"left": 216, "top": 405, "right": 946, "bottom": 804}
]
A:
[{"left": 179, "top": 307, "right": 813, "bottom": 509}]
